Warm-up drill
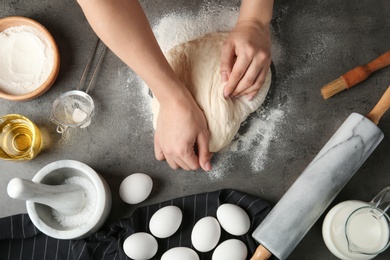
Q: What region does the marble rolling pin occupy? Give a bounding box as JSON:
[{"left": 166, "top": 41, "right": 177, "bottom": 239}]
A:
[
  {"left": 251, "top": 87, "right": 390, "bottom": 260},
  {"left": 7, "top": 177, "right": 85, "bottom": 215}
]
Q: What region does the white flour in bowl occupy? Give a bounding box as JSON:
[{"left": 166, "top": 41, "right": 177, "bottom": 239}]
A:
[{"left": 0, "top": 25, "right": 54, "bottom": 95}]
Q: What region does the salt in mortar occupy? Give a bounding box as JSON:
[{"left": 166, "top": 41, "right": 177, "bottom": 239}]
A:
[
  {"left": 0, "top": 25, "right": 54, "bottom": 95},
  {"left": 52, "top": 176, "right": 97, "bottom": 228}
]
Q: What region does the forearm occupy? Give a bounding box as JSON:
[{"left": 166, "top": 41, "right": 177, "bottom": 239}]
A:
[
  {"left": 238, "top": 0, "right": 274, "bottom": 26},
  {"left": 77, "top": 0, "right": 211, "bottom": 171},
  {"left": 76, "top": 0, "right": 191, "bottom": 105}
]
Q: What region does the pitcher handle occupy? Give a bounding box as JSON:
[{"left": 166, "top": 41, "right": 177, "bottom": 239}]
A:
[{"left": 370, "top": 186, "right": 390, "bottom": 213}]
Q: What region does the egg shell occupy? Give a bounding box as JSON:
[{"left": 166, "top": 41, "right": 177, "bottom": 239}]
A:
[
  {"left": 191, "top": 216, "right": 221, "bottom": 252},
  {"left": 149, "top": 205, "right": 183, "bottom": 238},
  {"left": 212, "top": 239, "right": 247, "bottom": 260},
  {"left": 216, "top": 203, "right": 250, "bottom": 236},
  {"left": 119, "top": 173, "right": 153, "bottom": 204},
  {"left": 161, "top": 247, "right": 199, "bottom": 260},
  {"left": 123, "top": 232, "right": 158, "bottom": 260}
]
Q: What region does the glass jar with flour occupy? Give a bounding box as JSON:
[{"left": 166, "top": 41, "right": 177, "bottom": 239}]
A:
[{"left": 322, "top": 187, "right": 390, "bottom": 259}]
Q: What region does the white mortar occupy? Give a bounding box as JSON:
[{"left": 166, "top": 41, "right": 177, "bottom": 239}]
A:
[{"left": 26, "top": 160, "right": 112, "bottom": 240}]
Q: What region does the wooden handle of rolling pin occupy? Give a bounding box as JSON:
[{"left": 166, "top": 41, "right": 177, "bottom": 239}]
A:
[
  {"left": 366, "top": 86, "right": 390, "bottom": 125},
  {"left": 250, "top": 245, "right": 272, "bottom": 260},
  {"left": 343, "top": 51, "right": 390, "bottom": 88}
]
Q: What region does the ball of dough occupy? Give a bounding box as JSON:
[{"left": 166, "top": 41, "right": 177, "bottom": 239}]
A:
[{"left": 152, "top": 32, "right": 271, "bottom": 152}]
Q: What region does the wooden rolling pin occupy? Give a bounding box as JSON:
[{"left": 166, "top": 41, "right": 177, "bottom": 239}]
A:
[
  {"left": 251, "top": 86, "right": 390, "bottom": 259},
  {"left": 366, "top": 86, "right": 390, "bottom": 124},
  {"left": 321, "top": 51, "right": 390, "bottom": 99}
]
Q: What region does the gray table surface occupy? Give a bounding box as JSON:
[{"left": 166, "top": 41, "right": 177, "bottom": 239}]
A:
[{"left": 1, "top": 1, "right": 390, "bottom": 259}]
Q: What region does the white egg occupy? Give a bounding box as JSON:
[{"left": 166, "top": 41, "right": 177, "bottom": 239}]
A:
[
  {"left": 161, "top": 247, "right": 199, "bottom": 260},
  {"left": 149, "top": 205, "right": 183, "bottom": 238},
  {"left": 119, "top": 173, "right": 153, "bottom": 204},
  {"left": 216, "top": 203, "right": 250, "bottom": 236},
  {"left": 212, "top": 239, "right": 247, "bottom": 260},
  {"left": 191, "top": 216, "right": 221, "bottom": 252},
  {"left": 123, "top": 232, "right": 158, "bottom": 260}
]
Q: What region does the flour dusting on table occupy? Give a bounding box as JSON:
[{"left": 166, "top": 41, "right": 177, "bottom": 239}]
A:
[{"left": 134, "top": 4, "right": 286, "bottom": 179}]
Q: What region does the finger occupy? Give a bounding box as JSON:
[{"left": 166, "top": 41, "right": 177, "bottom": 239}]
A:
[
  {"left": 177, "top": 155, "right": 197, "bottom": 171},
  {"left": 165, "top": 147, "right": 199, "bottom": 171},
  {"left": 223, "top": 54, "right": 251, "bottom": 98},
  {"left": 245, "top": 90, "right": 259, "bottom": 101},
  {"left": 165, "top": 157, "right": 180, "bottom": 170},
  {"left": 235, "top": 63, "right": 271, "bottom": 98},
  {"left": 220, "top": 41, "right": 235, "bottom": 83},
  {"left": 183, "top": 152, "right": 201, "bottom": 171},
  {"left": 234, "top": 71, "right": 263, "bottom": 99},
  {"left": 230, "top": 61, "right": 260, "bottom": 97},
  {"left": 154, "top": 138, "right": 165, "bottom": 161},
  {"left": 174, "top": 143, "right": 201, "bottom": 171},
  {"left": 173, "top": 157, "right": 191, "bottom": 171},
  {"left": 196, "top": 132, "right": 212, "bottom": 171}
]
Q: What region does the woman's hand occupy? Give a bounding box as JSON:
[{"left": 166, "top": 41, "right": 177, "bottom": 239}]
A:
[
  {"left": 220, "top": 0, "right": 273, "bottom": 101},
  {"left": 154, "top": 97, "right": 212, "bottom": 171},
  {"left": 77, "top": 0, "right": 213, "bottom": 171}
]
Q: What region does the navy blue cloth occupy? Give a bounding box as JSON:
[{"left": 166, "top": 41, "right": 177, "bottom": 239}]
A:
[{"left": 0, "top": 189, "right": 272, "bottom": 260}]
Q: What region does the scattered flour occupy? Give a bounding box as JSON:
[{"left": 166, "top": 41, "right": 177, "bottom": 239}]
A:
[
  {"left": 0, "top": 25, "right": 54, "bottom": 95},
  {"left": 208, "top": 99, "right": 286, "bottom": 179},
  {"left": 152, "top": 9, "right": 239, "bottom": 53},
  {"left": 133, "top": 4, "right": 287, "bottom": 179},
  {"left": 52, "top": 176, "right": 97, "bottom": 228}
]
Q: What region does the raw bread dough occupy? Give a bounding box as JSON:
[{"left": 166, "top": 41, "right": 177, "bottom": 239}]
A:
[{"left": 151, "top": 32, "right": 271, "bottom": 152}]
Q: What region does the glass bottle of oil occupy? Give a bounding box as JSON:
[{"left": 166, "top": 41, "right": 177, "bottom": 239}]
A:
[{"left": 0, "top": 114, "right": 42, "bottom": 160}]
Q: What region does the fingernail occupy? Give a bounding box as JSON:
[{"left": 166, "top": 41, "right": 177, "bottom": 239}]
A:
[
  {"left": 204, "top": 162, "right": 212, "bottom": 171},
  {"left": 223, "top": 90, "right": 230, "bottom": 98},
  {"left": 221, "top": 72, "right": 229, "bottom": 82},
  {"left": 247, "top": 94, "right": 254, "bottom": 101}
]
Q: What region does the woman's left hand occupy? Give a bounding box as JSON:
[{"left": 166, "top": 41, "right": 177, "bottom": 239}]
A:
[{"left": 220, "top": 20, "right": 271, "bottom": 101}]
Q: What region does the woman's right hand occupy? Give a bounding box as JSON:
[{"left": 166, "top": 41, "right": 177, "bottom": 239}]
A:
[
  {"left": 77, "top": 0, "right": 213, "bottom": 171},
  {"left": 154, "top": 96, "right": 212, "bottom": 171},
  {"left": 154, "top": 95, "right": 211, "bottom": 171}
]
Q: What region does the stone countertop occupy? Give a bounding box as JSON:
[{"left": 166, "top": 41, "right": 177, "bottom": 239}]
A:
[{"left": 1, "top": 0, "right": 390, "bottom": 259}]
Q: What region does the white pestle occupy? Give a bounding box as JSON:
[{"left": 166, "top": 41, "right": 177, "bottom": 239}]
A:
[{"left": 7, "top": 177, "right": 85, "bottom": 215}]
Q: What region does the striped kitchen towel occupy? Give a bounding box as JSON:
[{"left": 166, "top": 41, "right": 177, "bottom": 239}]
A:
[{"left": 0, "top": 189, "right": 272, "bottom": 260}]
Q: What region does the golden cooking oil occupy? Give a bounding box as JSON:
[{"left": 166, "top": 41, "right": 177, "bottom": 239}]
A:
[{"left": 0, "top": 114, "right": 42, "bottom": 160}]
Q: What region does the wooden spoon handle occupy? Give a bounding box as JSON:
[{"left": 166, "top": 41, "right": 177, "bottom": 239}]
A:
[
  {"left": 343, "top": 51, "right": 390, "bottom": 88},
  {"left": 250, "top": 245, "right": 272, "bottom": 260},
  {"left": 366, "top": 86, "right": 390, "bottom": 125}
]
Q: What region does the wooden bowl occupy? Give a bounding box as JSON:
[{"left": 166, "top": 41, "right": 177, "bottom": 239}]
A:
[{"left": 0, "top": 16, "right": 60, "bottom": 101}]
